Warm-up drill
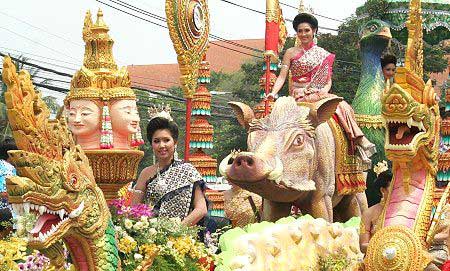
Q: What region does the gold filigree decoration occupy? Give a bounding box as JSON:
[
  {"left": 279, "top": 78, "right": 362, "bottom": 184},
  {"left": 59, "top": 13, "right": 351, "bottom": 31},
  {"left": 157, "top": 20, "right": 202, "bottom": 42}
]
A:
[
  {"left": 427, "top": 178, "right": 450, "bottom": 245},
  {"left": 327, "top": 118, "right": 366, "bottom": 195},
  {"left": 65, "top": 9, "right": 136, "bottom": 104},
  {"left": 165, "top": 0, "right": 210, "bottom": 98},
  {"left": 385, "top": 93, "right": 408, "bottom": 113},
  {"left": 266, "top": 0, "right": 280, "bottom": 23},
  {"left": 413, "top": 172, "right": 436, "bottom": 243},
  {"left": 355, "top": 114, "right": 384, "bottom": 129},
  {"left": 404, "top": 0, "right": 423, "bottom": 79},
  {"left": 365, "top": 225, "right": 431, "bottom": 271},
  {"left": 84, "top": 149, "right": 144, "bottom": 202},
  {"left": 2, "top": 57, "right": 71, "bottom": 159}
]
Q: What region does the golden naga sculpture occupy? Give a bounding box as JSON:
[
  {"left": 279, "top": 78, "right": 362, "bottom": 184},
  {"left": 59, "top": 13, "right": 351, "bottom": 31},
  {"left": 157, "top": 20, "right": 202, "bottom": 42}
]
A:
[
  {"left": 364, "top": 1, "right": 446, "bottom": 270},
  {"left": 2, "top": 56, "right": 120, "bottom": 271},
  {"left": 165, "top": 0, "right": 210, "bottom": 98},
  {"left": 65, "top": 10, "right": 144, "bottom": 201}
]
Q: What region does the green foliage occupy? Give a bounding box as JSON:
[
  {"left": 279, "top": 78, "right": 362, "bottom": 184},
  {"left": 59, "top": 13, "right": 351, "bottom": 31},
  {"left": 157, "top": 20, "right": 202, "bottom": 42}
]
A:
[
  {"left": 424, "top": 44, "right": 448, "bottom": 74},
  {"left": 359, "top": 0, "right": 391, "bottom": 20},
  {"left": 41, "top": 96, "right": 61, "bottom": 115},
  {"left": 207, "top": 59, "right": 266, "bottom": 162},
  {"left": 149, "top": 254, "right": 200, "bottom": 271},
  {"left": 318, "top": 253, "right": 351, "bottom": 271}
]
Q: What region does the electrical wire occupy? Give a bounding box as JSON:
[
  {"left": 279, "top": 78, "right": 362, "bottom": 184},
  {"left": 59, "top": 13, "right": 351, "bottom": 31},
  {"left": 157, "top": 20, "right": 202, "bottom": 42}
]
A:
[
  {"left": 0, "top": 10, "right": 83, "bottom": 47},
  {"left": 97, "top": 0, "right": 264, "bottom": 56},
  {"left": 216, "top": 0, "right": 355, "bottom": 33},
  {"left": 279, "top": 1, "right": 346, "bottom": 23},
  {"left": 0, "top": 26, "right": 79, "bottom": 61}
]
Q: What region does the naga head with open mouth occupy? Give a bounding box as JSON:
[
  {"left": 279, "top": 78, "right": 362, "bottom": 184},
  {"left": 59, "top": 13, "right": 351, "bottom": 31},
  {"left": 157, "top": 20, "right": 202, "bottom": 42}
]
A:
[
  {"left": 381, "top": 78, "right": 440, "bottom": 165},
  {"left": 6, "top": 147, "right": 109, "bottom": 249},
  {"left": 2, "top": 56, "right": 110, "bottom": 258}
]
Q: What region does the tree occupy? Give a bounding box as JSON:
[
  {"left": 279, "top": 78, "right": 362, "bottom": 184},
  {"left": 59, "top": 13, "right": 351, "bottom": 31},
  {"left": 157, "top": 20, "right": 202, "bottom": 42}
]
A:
[{"left": 42, "top": 96, "right": 61, "bottom": 117}]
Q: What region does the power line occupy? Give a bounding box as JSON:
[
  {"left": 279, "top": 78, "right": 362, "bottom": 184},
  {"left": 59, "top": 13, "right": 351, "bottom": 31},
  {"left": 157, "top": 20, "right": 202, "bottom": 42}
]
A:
[
  {"left": 209, "top": 42, "right": 261, "bottom": 58},
  {"left": 32, "top": 82, "right": 235, "bottom": 120},
  {"left": 97, "top": 0, "right": 264, "bottom": 57},
  {"left": 0, "top": 54, "right": 232, "bottom": 110},
  {"left": 0, "top": 10, "right": 83, "bottom": 47},
  {"left": 216, "top": 0, "right": 355, "bottom": 34},
  {"left": 278, "top": 1, "right": 345, "bottom": 23},
  {"left": 0, "top": 26, "right": 79, "bottom": 61},
  {"left": 0, "top": 46, "right": 80, "bottom": 68},
  {"left": 0, "top": 52, "right": 74, "bottom": 77},
  {"left": 218, "top": 0, "right": 265, "bottom": 15},
  {"left": 109, "top": 0, "right": 264, "bottom": 53}
]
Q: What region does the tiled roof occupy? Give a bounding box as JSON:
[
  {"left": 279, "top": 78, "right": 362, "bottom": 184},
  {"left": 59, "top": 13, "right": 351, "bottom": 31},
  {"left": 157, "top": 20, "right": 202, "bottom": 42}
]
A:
[{"left": 127, "top": 38, "right": 264, "bottom": 90}]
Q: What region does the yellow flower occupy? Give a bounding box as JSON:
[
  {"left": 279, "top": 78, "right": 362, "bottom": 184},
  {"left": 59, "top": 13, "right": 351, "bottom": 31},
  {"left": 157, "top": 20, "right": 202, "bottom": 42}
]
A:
[
  {"left": 170, "top": 236, "right": 194, "bottom": 257},
  {"left": 118, "top": 236, "right": 137, "bottom": 254},
  {"left": 139, "top": 244, "right": 159, "bottom": 259},
  {"left": 0, "top": 237, "right": 27, "bottom": 271}
]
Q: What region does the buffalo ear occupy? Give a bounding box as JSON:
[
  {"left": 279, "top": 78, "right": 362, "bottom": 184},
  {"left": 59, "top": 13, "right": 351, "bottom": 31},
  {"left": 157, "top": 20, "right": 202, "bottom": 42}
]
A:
[
  {"left": 228, "top": 101, "right": 255, "bottom": 131},
  {"left": 309, "top": 97, "right": 342, "bottom": 127}
]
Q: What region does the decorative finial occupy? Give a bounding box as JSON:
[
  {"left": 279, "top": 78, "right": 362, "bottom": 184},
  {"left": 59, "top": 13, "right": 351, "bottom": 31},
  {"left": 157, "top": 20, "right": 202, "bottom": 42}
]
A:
[
  {"left": 95, "top": 9, "right": 108, "bottom": 29},
  {"left": 65, "top": 9, "right": 134, "bottom": 105},
  {"left": 374, "top": 160, "right": 389, "bottom": 177},
  {"left": 298, "top": 0, "right": 313, "bottom": 14},
  {"left": 148, "top": 104, "right": 173, "bottom": 122},
  {"left": 82, "top": 11, "right": 93, "bottom": 41}
]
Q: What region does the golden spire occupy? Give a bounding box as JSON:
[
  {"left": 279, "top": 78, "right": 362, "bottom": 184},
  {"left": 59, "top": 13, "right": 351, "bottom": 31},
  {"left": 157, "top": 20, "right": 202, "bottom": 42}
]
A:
[
  {"left": 404, "top": 0, "right": 423, "bottom": 79},
  {"left": 65, "top": 9, "right": 134, "bottom": 104},
  {"left": 82, "top": 9, "right": 117, "bottom": 71},
  {"left": 298, "top": 0, "right": 313, "bottom": 14},
  {"left": 299, "top": 0, "right": 305, "bottom": 13}
]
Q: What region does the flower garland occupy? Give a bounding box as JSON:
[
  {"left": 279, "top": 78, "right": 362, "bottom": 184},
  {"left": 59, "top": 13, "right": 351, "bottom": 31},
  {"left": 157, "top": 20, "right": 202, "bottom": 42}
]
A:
[{"left": 109, "top": 199, "right": 215, "bottom": 271}]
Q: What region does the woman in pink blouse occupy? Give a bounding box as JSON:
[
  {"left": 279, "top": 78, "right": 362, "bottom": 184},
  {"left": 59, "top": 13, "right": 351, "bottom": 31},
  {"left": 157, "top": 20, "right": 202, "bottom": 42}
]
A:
[{"left": 269, "top": 13, "right": 375, "bottom": 164}]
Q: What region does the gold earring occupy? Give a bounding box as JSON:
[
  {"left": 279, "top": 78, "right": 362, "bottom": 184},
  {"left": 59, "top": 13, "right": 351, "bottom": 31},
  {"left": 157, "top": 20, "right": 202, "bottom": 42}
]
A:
[{"left": 380, "top": 191, "right": 386, "bottom": 206}]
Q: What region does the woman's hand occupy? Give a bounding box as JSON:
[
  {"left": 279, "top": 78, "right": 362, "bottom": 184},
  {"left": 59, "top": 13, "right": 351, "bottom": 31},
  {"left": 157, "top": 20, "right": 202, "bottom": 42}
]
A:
[
  {"left": 264, "top": 92, "right": 276, "bottom": 100},
  {"left": 181, "top": 186, "right": 208, "bottom": 226}
]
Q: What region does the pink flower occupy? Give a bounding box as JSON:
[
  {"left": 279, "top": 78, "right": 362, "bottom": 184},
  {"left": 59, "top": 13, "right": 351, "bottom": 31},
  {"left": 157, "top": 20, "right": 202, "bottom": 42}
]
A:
[
  {"left": 130, "top": 204, "right": 153, "bottom": 218},
  {"left": 109, "top": 199, "right": 153, "bottom": 219}
]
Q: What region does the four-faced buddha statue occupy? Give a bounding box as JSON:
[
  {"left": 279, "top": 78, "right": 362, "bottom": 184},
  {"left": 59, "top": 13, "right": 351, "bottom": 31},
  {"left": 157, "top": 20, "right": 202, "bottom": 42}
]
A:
[{"left": 65, "top": 9, "right": 144, "bottom": 150}]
